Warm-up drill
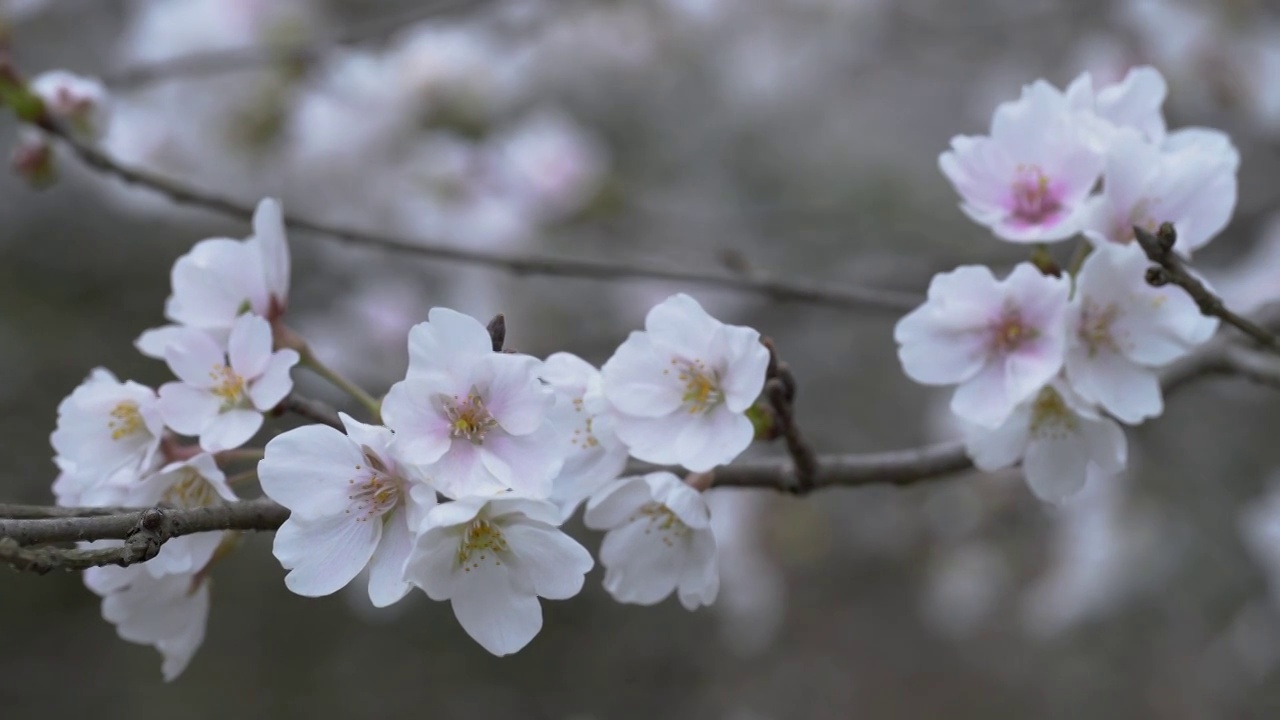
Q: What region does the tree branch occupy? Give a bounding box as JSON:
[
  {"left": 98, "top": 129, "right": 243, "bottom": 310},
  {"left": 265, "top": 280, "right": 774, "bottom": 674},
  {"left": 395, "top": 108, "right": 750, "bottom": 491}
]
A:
[
  {"left": 33, "top": 122, "right": 920, "bottom": 314},
  {"left": 1135, "top": 224, "right": 1280, "bottom": 354}
]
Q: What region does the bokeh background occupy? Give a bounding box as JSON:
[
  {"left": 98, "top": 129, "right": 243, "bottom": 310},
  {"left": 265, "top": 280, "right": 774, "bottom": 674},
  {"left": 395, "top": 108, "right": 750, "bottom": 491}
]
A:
[{"left": 4, "top": 0, "right": 1280, "bottom": 717}]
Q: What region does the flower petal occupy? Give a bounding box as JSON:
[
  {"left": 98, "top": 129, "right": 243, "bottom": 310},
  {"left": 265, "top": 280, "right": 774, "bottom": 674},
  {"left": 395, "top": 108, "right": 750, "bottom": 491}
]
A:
[
  {"left": 503, "top": 521, "right": 593, "bottom": 600},
  {"left": 366, "top": 505, "right": 415, "bottom": 608},
  {"left": 451, "top": 562, "right": 543, "bottom": 656},
  {"left": 198, "top": 409, "right": 262, "bottom": 452},
  {"left": 273, "top": 513, "right": 381, "bottom": 597},
  {"left": 247, "top": 350, "right": 299, "bottom": 411}
]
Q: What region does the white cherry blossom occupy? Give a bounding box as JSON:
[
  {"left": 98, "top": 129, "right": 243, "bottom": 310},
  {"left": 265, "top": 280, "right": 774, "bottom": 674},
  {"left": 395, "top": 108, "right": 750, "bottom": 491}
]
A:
[
  {"left": 136, "top": 197, "right": 290, "bottom": 358},
  {"left": 962, "top": 381, "right": 1127, "bottom": 503},
  {"left": 601, "top": 293, "right": 769, "bottom": 472},
  {"left": 84, "top": 562, "right": 211, "bottom": 681},
  {"left": 940, "top": 79, "right": 1105, "bottom": 242},
  {"left": 382, "top": 307, "right": 562, "bottom": 499},
  {"left": 542, "top": 352, "right": 629, "bottom": 522},
  {"left": 31, "top": 70, "right": 111, "bottom": 141},
  {"left": 583, "top": 472, "right": 719, "bottom": 609},
  {"left": 1064, "top": 242, "right": 1218, "bottom": 424},
  {"left": 1080, "top": 129, "right": 1237, "bottom": 257},
  {"left": 50, "top": 368, "right": 164, "bottom": 481},
  {"left": 157, "top": 314, "right": 299, "bottom": 452},
  {"left": 895, "top": 263, "right": 1071, "bottom": 428},
  {"left": 404, "top": 495, "right": 593, "bottom": 656},
  {"left": 259, "top": 413, "right": 436, "bottom": 607}
]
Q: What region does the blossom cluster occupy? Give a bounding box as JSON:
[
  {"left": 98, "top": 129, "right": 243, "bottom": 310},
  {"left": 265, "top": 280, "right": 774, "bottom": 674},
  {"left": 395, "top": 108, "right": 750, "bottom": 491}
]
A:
[
  {"left": 49, "top": 199, "right": 771, "bottom": 676},
  {"left": 901, "top": 66, "right": 1235, "bottom": 502}
]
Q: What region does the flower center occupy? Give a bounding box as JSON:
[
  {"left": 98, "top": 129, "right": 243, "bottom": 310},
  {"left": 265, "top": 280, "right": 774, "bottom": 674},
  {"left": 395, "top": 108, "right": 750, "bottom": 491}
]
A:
[
  {"left": 1115, "top": 198, "right": 1159, "bottom": 244},
  {"left": 162, "top": 469, "right": 222, "bottom": 508},
  {"left": 209, "top": 364, "right": 247, "bottom": 409},
  {"left": 636, "top": 503, "right": 691, "bottom": 547},
  {"left": 1029, "top": 387, "right": 1078, "bottom": 439},
  {"left": 108, "top": 400, "right": 145, "bottom": 441},
  {"left": 457, "top": 518, "right": 509, "bottom": 571},
  {"left": 1077, "top": 298, "right": 1120, "bottom": 357},
  {"left": 347, "top": 446, "right": 401, "bottom": 522},
  {"left": 989, "top": 309, "right": 1037, "bottom": 355},
  {"left": 440, "top": 388, "right": 498, "bottom": 443},
  {"left": 673, "top": 359, "right": 723, "bottom": 414},
  {"left": 1010, "top": 166, "right": 1062, "bottom": 225}
]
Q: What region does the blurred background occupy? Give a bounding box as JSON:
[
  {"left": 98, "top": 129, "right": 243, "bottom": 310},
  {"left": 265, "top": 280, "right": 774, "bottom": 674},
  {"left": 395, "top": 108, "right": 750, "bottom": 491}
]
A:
[{"left": 4, "top": 0, "right": 1280, "bottom": 717}]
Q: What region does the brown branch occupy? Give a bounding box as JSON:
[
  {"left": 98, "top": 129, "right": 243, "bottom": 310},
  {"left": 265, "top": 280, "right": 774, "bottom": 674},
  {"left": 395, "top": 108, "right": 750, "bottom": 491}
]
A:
[
  {"left": 33, "top": 123, "right": 920, "bottom": 315},
  {"left": 1135, "top": 224, "right": 1280, "bottom": 354},
  {"left": 760, "top": 337, "right": 820, "bottom": 493}
]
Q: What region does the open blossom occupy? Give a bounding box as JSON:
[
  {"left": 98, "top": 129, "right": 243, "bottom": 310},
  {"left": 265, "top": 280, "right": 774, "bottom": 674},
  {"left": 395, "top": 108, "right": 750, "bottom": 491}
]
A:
[
  {"left": 404, "top": 496, "right": 593, "bottom": 656},
  {"left": 50, "top": 368, "right": 164, "bottom": 481},
  {"left": 137, "top": 197, "right": 290, "bottom": 358},
  {"left": 1064, "top": 242, "right": 1218, "bottom": 424},
  {"left": 601, "top": 293, "right": 769, "bottom": 472},
  {"left": 84, "top": 562, "right": 210, "bottom": 681},
  {"left": 895, "top": 264, "right": 1070, "bottom": 428},
  {"left": 940, "top": 79, "right": 1105, "bottom": 242},
  {"left": 31, "top": 70, "right": 111, "bottom": 141},
  {"left": 542, "top": 352, "right": 629, "bottom": 522},
  {"left": 157, "top": 314, "right": 299, "bottom": 452},
  {"left": 382, "top": 308, "right": 562, "bottom": 499},
  {"left": 259, "top": 413, "right": 436, "bottom": 607},
  {"left": 1080, "top": 130, "right": 1237, "bottom": 256},
  {"left": 962, "top": 381, "right": 1127, "bottom": 503},
  {"left": 583, "top": 472, "right": 719, "bottom": 609}
]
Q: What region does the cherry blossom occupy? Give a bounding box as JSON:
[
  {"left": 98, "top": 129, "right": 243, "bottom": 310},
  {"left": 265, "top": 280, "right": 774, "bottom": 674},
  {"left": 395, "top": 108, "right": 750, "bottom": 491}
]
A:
[
  {"left": 50, "top": 368, "right": 164, "bottom": 482},
  {"left": 962, "top": 381, "right": 1127, "bottom": 503},
  {"left": 30, "top": 70, "right": 111, "bottom": 141},
  {"left": 259, "top": 413, "right": 436, "bottom": 607},
  {"left": 382, "top": 307, "right": 562, "bottom": 499},
  {"left": 601, "top": 293, "right": 769, "bottom": 472},
  {"left": 1080, "top": 129, "right": 1237, "bottom": 256},
  {"left": 136, "top": 197, "right": 290, "bottom": 358},
  {"left": 157, "top": 314, "right": 299, "bottom": 452},
  {"left": 84, "top": 562, "right": 211, "bottom": 681},
  {"left": 895, "top": 263, "right": 1071, "bottom": 428},
  {"left": 404, "top": 495, "right": 593, "bottom": 656},
  {"left": 542, "top": 352, "right": 629, "bottom": 522},
  {"left": 1064, "top": 242, "right": 1218, "bottom": 424},
  {"left": 125, "top": 453, "right": 237, "bottom": 577},
  {"left": 583, "top": 472, "right": 719, "bottom": 609},
  {"left": 939, "top": 79, "right": 1105, "bottom": 242},
  {"left": 1065, "top": 65, "right": 1168, "bottom": 144}
]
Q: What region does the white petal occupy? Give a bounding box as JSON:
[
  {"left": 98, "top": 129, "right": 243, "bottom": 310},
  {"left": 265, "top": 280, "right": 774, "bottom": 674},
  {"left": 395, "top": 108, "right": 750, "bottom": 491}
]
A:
[
  {"left": 451, "top": 562, "right": 543, "bottom": 656},
  {"left": 406, "top": 307, "right": 494, "bottom": 380},
  {"left": 247, "top": 350, "right": 299, "bottom": 410},
  {"left": 599, "top": 519, "right": 684, "bottom": 605},
  {"left": 717, "top": 323, "right": 770, "bottom": 413},
  {"left": 405, "top": 526, "right": 463, "bottom": 601},
  {"left": 673, "top": 404, "right": 755, "bottom": 472},
  {"left": 273, "top": 514, "right": 381, "bottom": 597},
  {"left": 962, "top": 404, "right": 1032, "bottom": 471},
  {"left": 228, "top": 314, "right": 273, "bottom": 379},
  {"left": 163, "top": 331, "right": 226, "bottom": 389},
  {"left": 252, "top": 197, "right": 291, "bottom": 303},
  {"left": 950, "top": 362, "right": 1015, "bottom": 428},
  {"left": 198, "top": 409, "right": 262, "bottom": 452},
  {"left": 258, "top": 424, "right": 366, "bottom": 519},
  {"left": 644, "top": 293, "right": 722, "bottom": 359},
  {"left": 135, "top": 325, "right": 188, "bottom": 359},
  {"left": 1023, "top": 432, "right": 1089, "bottom": 504},
  {"left": 675, "top": 528, "right": 719, "bottom": 610},
  {"left": 1065, "top": 344, "right": 1162, "bottom": 424},
  {"left": 167, "top": 238, "right": 262, "bottom": 328},
  {"left": 650, "top": 473, "right": 712, "bottom": 530},
  {"left": 478, "top": 353, "right": 552, "bottom": 436},
  {"left": 366, "top": 505, "right": 415, "bottom": 608},
  {"left": 156, "top": 383, "right": 219, "bottom": 436},
  {"left": 429, "top": 442, "right": 508, "bottom": 498},
  {"left": 479, "top": 424, "right": 563, "bottom": 498},
  {"left": 601, "top": 331, "right": 684, "bottom": 417},
  {"left": 583, "top": 476, "right": 650, "bottom": 530},
  {"left": 611, "top": 412, "right": 693, "bottom": 466},
  {"left": 503, "top": 522, "right": 593, "bottom": 600},
  {"left": 382, "top": 379, "right": 454, "bottom": 466}
]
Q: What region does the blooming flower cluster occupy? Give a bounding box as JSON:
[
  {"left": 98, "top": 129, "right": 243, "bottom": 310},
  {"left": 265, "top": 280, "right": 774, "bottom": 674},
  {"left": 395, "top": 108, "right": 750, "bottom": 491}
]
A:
[
  {"left": 48, "top": 201, "right": 771, "bottom": 675},
  {"left": 903, "top": 66, "right": 1233, "bottom": 502}
]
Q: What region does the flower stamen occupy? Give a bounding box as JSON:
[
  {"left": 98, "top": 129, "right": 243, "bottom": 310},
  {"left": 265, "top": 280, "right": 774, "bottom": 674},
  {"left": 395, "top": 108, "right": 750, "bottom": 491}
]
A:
[
  {"left": 458, "top": 518, "right": 509, "bottom": 570},
  {"left": 108, "top": 400, "right": 144, "bottom": 441}
]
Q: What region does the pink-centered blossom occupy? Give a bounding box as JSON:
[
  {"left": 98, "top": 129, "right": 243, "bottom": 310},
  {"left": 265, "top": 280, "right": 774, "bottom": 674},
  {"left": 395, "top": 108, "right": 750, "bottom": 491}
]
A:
[
  {"left": 895, "top": 263, "right": 1070, "bottom": 428},
  {"left": 382, "top": 308, "right": 562, "bottom": 499},
  {"left": 940, "top": 79, "right": 1105, "bottom": 242}
]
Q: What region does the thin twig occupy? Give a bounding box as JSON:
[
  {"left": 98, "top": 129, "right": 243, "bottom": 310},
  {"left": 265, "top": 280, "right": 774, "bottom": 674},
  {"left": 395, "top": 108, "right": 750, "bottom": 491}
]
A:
[
  {"left": 1135, "top": 224, "right": 1280, "bottom": 353},
  {"left": 760, "top": 337, "right": 821, "bottom": 493},
  {"left": 35, "top": 122, "right": 920, "bottom": 314}
]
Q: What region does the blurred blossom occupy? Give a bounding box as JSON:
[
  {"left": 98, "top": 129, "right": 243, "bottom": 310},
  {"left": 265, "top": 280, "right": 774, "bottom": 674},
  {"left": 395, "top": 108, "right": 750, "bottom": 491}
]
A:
[
  {"left": 919, "top": 541, "right": 1010, "bottom": 639},
  {"left": 1022, "top": 467, "right": 1173, "bottom": 638},
  {"left": 1212, "top": 213, "right": 1280, "bottom": 313}
]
